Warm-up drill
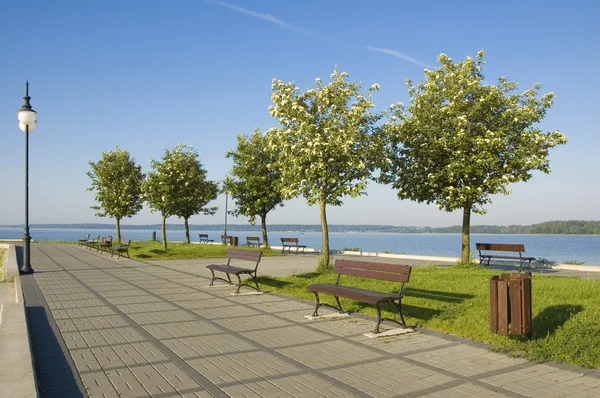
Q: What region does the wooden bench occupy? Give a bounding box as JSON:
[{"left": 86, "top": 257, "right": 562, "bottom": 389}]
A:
[
  {"left": 85, "top": 235, "right": 101, "bottom": 249},
  {"left": 246, "top": 236, "right": 262, "bottom": 248},
  {"left": 97, "top": 236, "right": 112, "bottom": 253},
  {"left": 78, "top": 234, "right": 90, "bottom": 246},
  {"left": 280, "top": 237, "right": 306, "bottom": 254},
  {"left": 307, "top": 259, "right": 412, "bottom": 334},
  {"left": 221, "top": 234, "right": 239, "bottom": 246},
  {"left": 206, "top": 249, "right": 263, "bottom": 293},
  {"left": 476, "top": 243, "right": 536, "bottom": 272},
  {"left": 199, "top": 234, "right": 214, "bottom": 244},
  {"left": 109, "top": 238, "right": 131, "bottom": 259}
]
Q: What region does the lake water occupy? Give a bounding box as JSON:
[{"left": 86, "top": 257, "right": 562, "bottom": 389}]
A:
[{"left": 1, "top": 227, "right": 599, "bottom": 265}]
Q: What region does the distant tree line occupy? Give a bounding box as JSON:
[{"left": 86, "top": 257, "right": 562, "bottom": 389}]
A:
[
  {"left": 384, "top": 220, "right": 600, "bottom": 235},
  {"left": 7, "top": 221, "right": 600, "bottom": 235}
]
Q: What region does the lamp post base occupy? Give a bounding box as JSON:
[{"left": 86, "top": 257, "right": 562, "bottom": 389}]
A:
[{"left": 21, "top": 233, "right": 34, "bottom": 274}]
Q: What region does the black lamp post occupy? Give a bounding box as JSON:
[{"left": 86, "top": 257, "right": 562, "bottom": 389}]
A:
[
  {"left": 17, "top": 81, "right": 37, "bottom": 274},
  {"left": 224, "top": 191, "right": 228, "bottom": 236}
]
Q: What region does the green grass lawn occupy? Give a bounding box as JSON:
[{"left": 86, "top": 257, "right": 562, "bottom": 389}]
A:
[
  {"left": 256, "top": 266, "right": 600, "bottom": 369},
  {"left": 128, "top": 240, "right": 282, "bottom": 260}
]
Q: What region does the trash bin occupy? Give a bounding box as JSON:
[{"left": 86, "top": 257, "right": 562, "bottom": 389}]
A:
[
  {"left": 489, "top": 273, "right": 532, "bottom": 337},
  {"left": 230, "top": 236, "right": 239, "bottom": 246},
  {"left": 151, "top": 231, "right": 156, "bottom": 241}
]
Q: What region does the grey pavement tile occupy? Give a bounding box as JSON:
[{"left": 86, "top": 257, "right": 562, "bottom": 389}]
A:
[
  {"left": 247, "top": 297, "right": 314, "bottom": 314},
  {"left": 277, "top": 339, "right": 384, "bottom": 370},
  {"left": 178, "top": 297, "right": 238, "bottom": 310},
  {"left": 241, "top": 324, "right": 334, "bottom": 349},
  {"left": 129, "top": 364, "right": 179, "bottom": 396},
  {"left": 159, "top": 291, "right": 215, "bottom": 302},
  {"left": 91, "top": 346, "right": 128, "bottom": 368},
  {"left": 165, "top": 333, "right": 259, "bottom": 358},
  {"left": 79, "top": 371, "right": 120, "bottom": 397},
  {"left": 346, "top": 331, "right": 453, "bottom": 355},
  {"left": 189, "top": 351, "right": 302, "bottom": 387},
  {"left": 324, "top": 357, "right": 457, "bottom": 397},
  {"left": 99, "top": 326, "right": 146, "bottom": 345},
  {"left": 104, "top": 367, "right": 150, "bottom": 397},
  {"left": 62, "top": 331, "right": 91, "bottom": 349},
  {"left": 303, "top": 316, "right": 375, "bottom": 337},
  {"left": 405, "top": 343, "right": 530, "bottom": 378},
  {"left": 143, "top": 319, "right": 223, "bottom": 339},
  {"left": 119, "top": 301, "right": 181, "bottom": 314},
  {"left": 198, "top": 304, "right": 263, "bottom": 320},
  {"left": 215, "top": 313, "right": 296, "bottom": 332},
  {"left": 127, "top": 309, "right": 198, "bottom": 325},
  {"left": 152, "top": 362, "right": 203, "bottom": 391},
  {"left": 70, "top": 348, "right": 104, "bottom": 373}
]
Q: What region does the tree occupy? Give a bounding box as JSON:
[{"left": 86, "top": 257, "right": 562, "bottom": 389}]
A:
[
  {"left": 267, "top": 68, "right": 382, "bottom": 270},
  {"left": 87, "top": 147, "right": 144, "bottom": 243},
  {"left": 225, "top": 129, "right": 284, "bottom": 246},
  {"left": 379, "top": 50, "right": 567, "bottom": 264},
  {"left": 172, "top": 147, "right": 219, "bottom": 243},
  {"left": 144, "top": 144, "right": 218, "bottom": 248}
]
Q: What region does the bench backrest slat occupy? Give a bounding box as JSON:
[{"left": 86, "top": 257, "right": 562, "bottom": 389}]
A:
[
  {"left": 476, "top": 243, "right": 525, "bottom": 252},
  {"left": 334, "top": 259, "right": 411, "bottom": 283},
  {"left": 247, "top": 236, "right": 260, "bottom": 242},
  {"left": 227, "top": 248, "right": 262, "bottom": 263},
  {"left": 281, "top": 237, "right": 299, "bottom": 244}
]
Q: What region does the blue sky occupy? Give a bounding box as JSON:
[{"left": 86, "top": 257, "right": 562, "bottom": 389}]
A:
[{"left": 1, "top": 0, "right": 598, "bottom": 227}]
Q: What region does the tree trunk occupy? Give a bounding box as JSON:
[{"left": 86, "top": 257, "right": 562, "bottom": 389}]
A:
[
  {"left": 260, "top": 213, "right": 268, "bottom": 247},
  {"left": 319, "top": 197, "right": 330, "bottom": 269},
  {"left": 115, "top": 218, "right": 121, "bottom": 244},
  {"left": 184, "top": 217, "right": 190, "bottom": 244},
  {"left": 161, "top": 213, "right": 168, "bottom": 250},
  {"left": 461, "top": 205, "right": 472, "bottom": 264}
]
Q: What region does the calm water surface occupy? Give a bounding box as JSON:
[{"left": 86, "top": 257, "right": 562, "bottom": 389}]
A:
[{"left": 1, "top": 227, "right": 599, "bottom": 265}]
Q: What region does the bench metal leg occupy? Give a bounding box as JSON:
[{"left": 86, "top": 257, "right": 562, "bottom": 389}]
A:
[
  {"left": 311, "top": 292, "right": 345, "bottom": 317},
  {"left": 208, "top": 269, "right": 234, "bottom": 287},
  {"left": 374, "top": 300, "right": 406, "bottom": 334},
  {"left": 234, "top": 272, "right": 261, "bottom": 294}
]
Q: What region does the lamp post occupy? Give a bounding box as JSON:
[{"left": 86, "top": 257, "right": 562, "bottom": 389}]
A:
[
  {"left": 224, "top": 191, "right": 228, "bottom": 236},
  {"left": 17, "top": 81, "right": 37, "bottom": 274}
]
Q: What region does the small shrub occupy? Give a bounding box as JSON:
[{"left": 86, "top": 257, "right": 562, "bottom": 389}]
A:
[
  {"left": 536, "top": 257, "right": 557, "bottom": 266},
  {"left": 343, "top": 247, "right": 360, "bottom": 252},
  {"left": 316, "top": 255, "right": 334, "bottom": 273},
  {"left": 564, "top": 260, "right": 585, "bottom": 265}
]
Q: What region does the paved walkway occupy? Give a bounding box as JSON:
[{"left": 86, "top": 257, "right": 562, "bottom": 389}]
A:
[{"left": 19, "top": 244, "right": 600, "bottom": 397}]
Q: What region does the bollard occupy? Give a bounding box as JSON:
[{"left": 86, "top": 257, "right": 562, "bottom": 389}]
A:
[{"left": 490, "top": 273, "right": 532, "bottom": 337}]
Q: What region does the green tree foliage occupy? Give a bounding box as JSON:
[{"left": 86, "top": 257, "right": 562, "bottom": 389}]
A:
[
  {"left": 267, "top": 68, "right": 382, "bottom": 269},
  {"left": 87, "top": 147, "right": 144, "bottom": 243},
  {"left": 171, "top": 147, "right": 219, "bottom": 243},
  {"left": 380, "top": 50, "right": 567, "bottom": 264},
  {"left": 144, "top": 145, "right": 218, "bottom": 248},
  {"left": 225, "top": 129, "right": 284, "bottom": 246}
]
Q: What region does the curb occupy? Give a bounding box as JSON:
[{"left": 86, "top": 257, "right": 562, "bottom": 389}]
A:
[
  {"left": 0, "top": 270, "right": 38, "bottom": 397},
  {"left": 0, "top": 243, "right": 20, "bottom": 282}
]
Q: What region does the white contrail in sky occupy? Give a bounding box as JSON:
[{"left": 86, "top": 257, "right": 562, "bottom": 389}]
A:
[
  {"left": 208, "top": 1, "right": 432, "bottom": 67},
  {"left": 208, "top": 1, "right": 333, "bottom": 41},
  {"left": 365, "top": 46, "right": 435, "bottom": 69}
]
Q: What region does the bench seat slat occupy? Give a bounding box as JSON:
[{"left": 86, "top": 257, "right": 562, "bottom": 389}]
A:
[
  {"left": 207, "top": 264, "right": 254, "bottom": 275},
  {"left": 307, "top": 283, "right": 400, "bottom": 304},
  {"left": 480, "top": 255, "right": 535, "bottom": 261}
]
